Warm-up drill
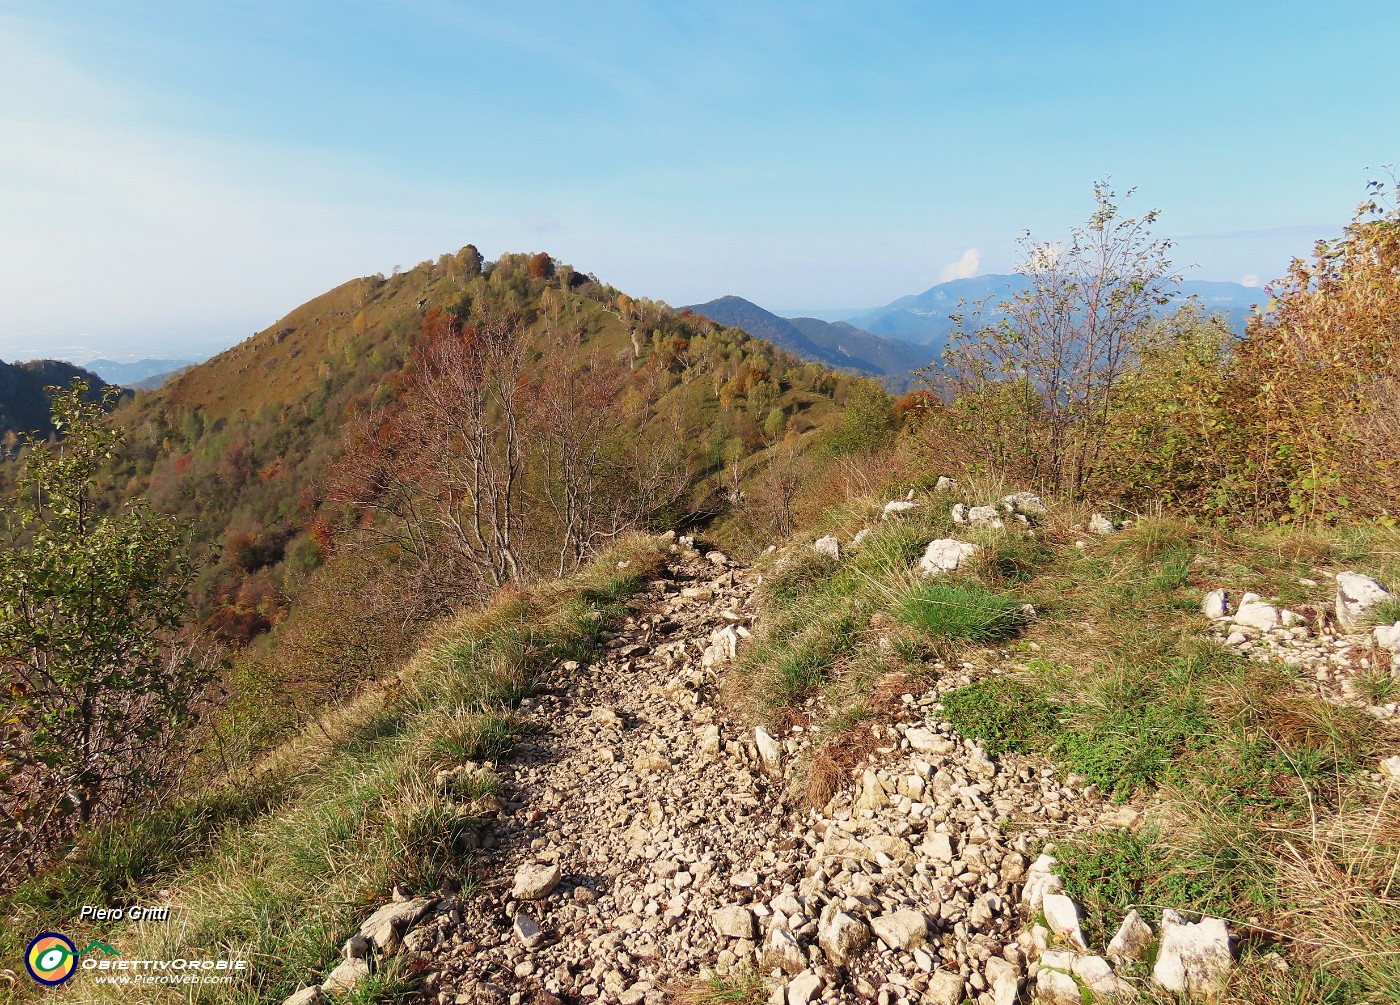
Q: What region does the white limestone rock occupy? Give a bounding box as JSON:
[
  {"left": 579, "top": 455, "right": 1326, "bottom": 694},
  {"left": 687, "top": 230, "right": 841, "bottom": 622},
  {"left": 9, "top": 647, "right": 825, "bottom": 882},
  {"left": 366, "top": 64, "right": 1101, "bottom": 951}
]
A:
[
  {"left": 1336, "top": 571, "right": 1392, "bottom": 631},
  {"left": 1201, "top": 589, "right": 1230, "bottom": 620},
  {"left": 870, "top": 910, "right": 928, "bottom": 951},
  {"left": 812, "top": 536, "right": 842, "bottom": 561},
  {"left": 918, "top": 538, "right": 980, "bottom": 576},
  {"left": 882, "top": 499, "right": 919, "bottom": 519},
  {"left": 1152, "top": 910, "right": 1232, "bottom": 999},
  {"left": 511, "top": 863, "right": 561, "bottom": 902},
  {"left": 1107, "top": 909, "right": 1154, "bottom": 964}
]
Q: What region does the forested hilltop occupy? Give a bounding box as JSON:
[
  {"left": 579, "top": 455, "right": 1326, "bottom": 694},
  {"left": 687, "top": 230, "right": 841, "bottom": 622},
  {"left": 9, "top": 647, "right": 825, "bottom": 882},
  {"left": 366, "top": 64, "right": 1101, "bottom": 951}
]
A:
[{"left": 0, "top": 183, "right": 1397, "bottom": 1005}]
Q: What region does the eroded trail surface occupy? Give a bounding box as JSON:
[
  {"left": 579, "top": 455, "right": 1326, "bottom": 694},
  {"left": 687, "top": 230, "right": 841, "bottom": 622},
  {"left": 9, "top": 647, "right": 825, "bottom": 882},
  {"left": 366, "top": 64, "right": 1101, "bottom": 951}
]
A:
[{"left": 416, "top": 549, "right": 1109, "bottom": 1005}]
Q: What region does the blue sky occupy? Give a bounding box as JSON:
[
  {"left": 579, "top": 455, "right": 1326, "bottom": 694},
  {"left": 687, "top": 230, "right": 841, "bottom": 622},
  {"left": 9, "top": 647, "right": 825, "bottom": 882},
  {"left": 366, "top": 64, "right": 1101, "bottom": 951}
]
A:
[{"left": 1, "top": 1, "right": 1396, "bottom": 360}]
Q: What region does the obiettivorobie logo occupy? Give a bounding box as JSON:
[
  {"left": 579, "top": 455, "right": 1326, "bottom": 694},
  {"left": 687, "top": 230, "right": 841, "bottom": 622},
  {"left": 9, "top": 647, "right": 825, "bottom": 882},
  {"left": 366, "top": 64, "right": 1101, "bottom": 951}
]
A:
[{"left": 24, "top": 933, "right": 120, "bottom": 986}]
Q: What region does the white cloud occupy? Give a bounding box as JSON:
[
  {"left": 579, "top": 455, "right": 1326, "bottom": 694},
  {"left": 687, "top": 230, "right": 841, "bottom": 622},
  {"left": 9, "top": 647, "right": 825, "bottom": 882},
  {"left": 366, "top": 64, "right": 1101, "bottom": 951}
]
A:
[
  {"left": 1240, "top": 274, "right": 1260, "bottom": 288},
  {"left": 1024, "top": 241, "right": 1064, "bottom": 275},
  {"left": 938, "top": 247, "right": 981, "bottom": 282}
]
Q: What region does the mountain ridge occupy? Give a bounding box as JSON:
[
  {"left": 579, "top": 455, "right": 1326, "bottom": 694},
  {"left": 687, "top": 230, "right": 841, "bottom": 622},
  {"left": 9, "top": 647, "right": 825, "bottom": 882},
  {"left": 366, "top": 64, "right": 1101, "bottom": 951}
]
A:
[
  {"left": 682, "top": 296, "right": 930, "bottom": 390},
  {"left": 842, "top": 274, "right": 1264, "bottom": 350}
]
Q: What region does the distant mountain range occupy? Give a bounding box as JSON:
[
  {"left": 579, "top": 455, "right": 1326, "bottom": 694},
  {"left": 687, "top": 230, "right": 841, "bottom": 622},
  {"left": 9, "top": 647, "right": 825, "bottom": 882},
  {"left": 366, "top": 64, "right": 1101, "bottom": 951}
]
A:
[
  {"left": 842, "top": 275, "right": 1263, "bottom": 351},
  {"left": 86, "top": 357, "right": 200, "bottom": 388},
  {"left": 686, "top": 276, "right": 1265, "bottom": 388},
  {"left": 681, "top": 297, "right": 932, "bottom": 390}
]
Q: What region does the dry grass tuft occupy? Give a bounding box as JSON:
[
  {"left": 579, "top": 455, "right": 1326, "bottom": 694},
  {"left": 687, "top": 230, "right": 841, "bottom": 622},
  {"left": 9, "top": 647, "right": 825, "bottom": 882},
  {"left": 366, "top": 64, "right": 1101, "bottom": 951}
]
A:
[
  {"left": 804, "top": 723, "right": 882, "bottom": 809},
  {"left": 662, "top": 969, "right": 767, "bottom": 1005},
  {"left": 1272, "top": 786, "right": 1400, "bottom": 999}
]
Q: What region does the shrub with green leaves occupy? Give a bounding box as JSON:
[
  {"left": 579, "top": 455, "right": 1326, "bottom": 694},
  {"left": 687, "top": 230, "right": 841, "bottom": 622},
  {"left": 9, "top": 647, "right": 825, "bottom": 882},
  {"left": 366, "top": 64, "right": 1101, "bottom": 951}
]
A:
[{"left": 0, "top": 382, "right": 213, "bottom": 876}]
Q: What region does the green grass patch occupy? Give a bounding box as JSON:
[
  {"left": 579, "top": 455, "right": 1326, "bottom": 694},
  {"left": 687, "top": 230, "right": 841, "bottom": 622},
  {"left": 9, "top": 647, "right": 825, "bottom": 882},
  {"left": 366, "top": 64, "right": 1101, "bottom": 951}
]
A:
[
  {"left": 894, "top": 580, "right": 1025, "bottom": 643},
  {"left": 939, "top": 677, "right": 1060, "bottom": 755},
  {"left": 1369, "top": 596, "right": 1400, "bottom": 626}
]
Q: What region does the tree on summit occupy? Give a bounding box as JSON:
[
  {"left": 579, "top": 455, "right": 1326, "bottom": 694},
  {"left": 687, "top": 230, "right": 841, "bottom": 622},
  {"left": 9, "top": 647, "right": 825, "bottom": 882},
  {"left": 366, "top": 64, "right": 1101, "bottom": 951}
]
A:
[{"left": 528, "top": 252, "right": 556, "bottom": 280}]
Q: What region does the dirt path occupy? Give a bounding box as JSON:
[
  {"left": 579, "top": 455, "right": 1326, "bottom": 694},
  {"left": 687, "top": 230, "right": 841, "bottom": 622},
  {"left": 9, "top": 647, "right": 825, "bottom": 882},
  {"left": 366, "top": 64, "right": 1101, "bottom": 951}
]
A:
[{"left": 411, "top": 547, "right": 1109, "bottom": 1005}]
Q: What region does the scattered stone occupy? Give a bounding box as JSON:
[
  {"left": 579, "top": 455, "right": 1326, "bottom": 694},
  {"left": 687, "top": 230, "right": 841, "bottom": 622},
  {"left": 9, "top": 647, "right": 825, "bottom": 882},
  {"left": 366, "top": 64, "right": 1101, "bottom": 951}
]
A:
[
  {"left": 924, "top": 969, "right": 966, "bottom": 1005},
  {"left": 1088, "top": 512, "right": 1116, "bottom": 535},
  {"left": 1107, "top": 909, "right": 1153, "bottom": 964},
  {"left": 934, "top": 476, "right": 958, "bottom": 491},
  {"left": 711, "top": 905, "right": 757, "bottom": 940},
  {"left": 1380, "top": 755, "right": 1400, "bottom": 780},
  {"left": 870, "top": 910, "right": 928, "bottom": 951},
  {"left": 1201, "top": 589, "right": 1229, "bottom": 620},
  {"left": 1153, "top": 910, "right": 1232, "bottom": 999},
  {"left": 852, "top": 528, "right": 872, "bottom": 547},
  {"left": 1336, "top": 571, "right": 1391, "bottom": 631},
  {"left": 882, "top": 499, "right": 919, "bottom": 518},
  {"left": 321, "top": 958, "right": 370, "bottom": 993},
  {"left": 818, "top": 905, "right": 871, "bottom": 964},
  {"left": 706, "top": 550, "right": 730, "bottom": 568},
  {"left": 283, "top": 988, "right": 325, "bottom": 1005},
  {"left": 918, "top": 538, "right": 979, "bottom": 576},
  {"left": 812, "top": 536, "right": 842, "bottom": 561},
  {"left": 511, "top": 863, "right": 562, "bottom": 901}
]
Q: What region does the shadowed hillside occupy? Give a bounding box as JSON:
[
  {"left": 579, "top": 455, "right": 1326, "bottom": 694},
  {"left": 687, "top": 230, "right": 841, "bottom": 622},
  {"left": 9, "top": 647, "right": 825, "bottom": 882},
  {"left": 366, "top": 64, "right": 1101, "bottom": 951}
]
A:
[
  {"left": 683, "top": 295, "right": 930, "bottom": 389},
  {"left": 0, "top": 359, "right": 114, "bottom": 443}
]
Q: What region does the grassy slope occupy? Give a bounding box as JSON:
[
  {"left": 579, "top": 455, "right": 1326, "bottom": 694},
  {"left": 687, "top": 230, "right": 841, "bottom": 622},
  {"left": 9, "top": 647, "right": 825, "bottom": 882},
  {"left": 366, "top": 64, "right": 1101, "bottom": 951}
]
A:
[
  {"left": 727, "top": 477, "right": 1400, "bottom": 1003},
  {"left": 0, "top": 536, "right": 667, "bottom": 1004}
]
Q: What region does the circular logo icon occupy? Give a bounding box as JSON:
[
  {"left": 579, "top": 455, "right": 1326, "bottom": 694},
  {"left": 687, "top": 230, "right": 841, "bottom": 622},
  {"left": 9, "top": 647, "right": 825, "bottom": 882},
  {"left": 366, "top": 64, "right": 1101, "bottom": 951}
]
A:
[{"left": 25, "top": 933, "right": 77, "bottom": 986}]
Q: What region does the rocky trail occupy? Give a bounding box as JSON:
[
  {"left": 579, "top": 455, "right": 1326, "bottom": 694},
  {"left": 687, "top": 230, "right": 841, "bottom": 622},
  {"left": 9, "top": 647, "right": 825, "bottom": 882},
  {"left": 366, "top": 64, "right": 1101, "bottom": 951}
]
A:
[
  {"left": 291, "top": 516, "right": 1400, "bottom": 1005},
  {"left": 382, "top": 542, "right": 1132, "bottom": 1005}
]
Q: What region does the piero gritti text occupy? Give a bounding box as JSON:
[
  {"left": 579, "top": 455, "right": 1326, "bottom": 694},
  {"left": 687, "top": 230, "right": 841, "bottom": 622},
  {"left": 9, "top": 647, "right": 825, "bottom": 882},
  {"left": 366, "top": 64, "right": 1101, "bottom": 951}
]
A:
[{"left": 78, "top": 905, "right": 173, "bottom": 922}]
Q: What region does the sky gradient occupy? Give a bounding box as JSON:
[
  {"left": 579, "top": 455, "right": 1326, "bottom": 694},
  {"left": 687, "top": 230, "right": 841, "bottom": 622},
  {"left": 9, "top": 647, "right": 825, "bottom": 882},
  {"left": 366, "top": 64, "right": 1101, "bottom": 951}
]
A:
[{"left": 1, "top": 1, "right": 1397, "bottom": 360}]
